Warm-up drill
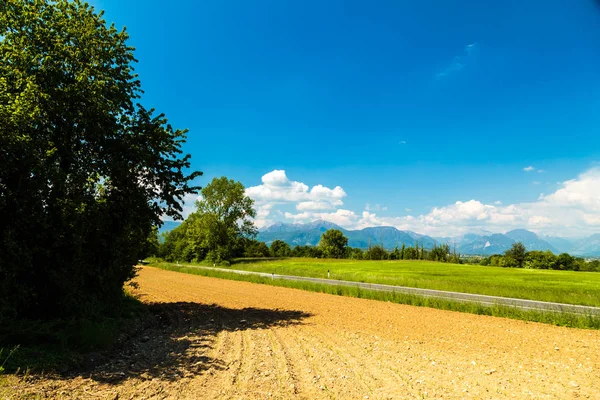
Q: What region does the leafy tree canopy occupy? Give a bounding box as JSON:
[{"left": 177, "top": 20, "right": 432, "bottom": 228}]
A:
[
  {"left": 270, "top": 240, "right": 291, "bottom": 257},
  {"left": 505, "top": 242, "right": 527, "bottom": 268},
  {"left": 161, "top": 177, "right": 256, "bottom": 263},
  {"left": 0, "top": 0, "right": 200, "bottom": 322},
  {"left": 319, "top": 229, "right": 348, "bottom": 259}
]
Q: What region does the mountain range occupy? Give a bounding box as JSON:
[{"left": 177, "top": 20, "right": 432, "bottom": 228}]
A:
[
  {"left": 159, "top": 219, "right": 600, "bottom": 257},
  {"left": 258, "top": 220, "right": 437, "bottom": 249}
]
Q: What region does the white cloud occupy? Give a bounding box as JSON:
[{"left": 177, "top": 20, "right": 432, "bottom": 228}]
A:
[
  {"left": 435, "top": 42, "right": 477, "bottom": 79},
  {"left": 297, "top": 201, "right": 338, "bottom": 211},
  {"left": 365, "top": 203, "right": 387, "bottom": 212},
  {"left": 173, "top": 167, "right": 600, "bottom": 238},
  {"left": 523, "top": 166, "right": 535, "bottom": 172},
  {"left": 287, "top": 166, "right": 600, "bottom": 237},
  {"left": 246, "top": 170, "right": 347, "bottom": 227},
  {"left": 465, "top": 42, "right": 478, "bottom": 53},
  {"left": 381, "top": 167, "right": 600, "bottom": 236},
  {"left": 284, "top": 209, "right": 358, "bottom": 227}
]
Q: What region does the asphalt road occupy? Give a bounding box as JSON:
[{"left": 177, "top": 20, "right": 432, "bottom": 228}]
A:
[{"left": 188, "top": 265, "right": 600, "bottom": 315}]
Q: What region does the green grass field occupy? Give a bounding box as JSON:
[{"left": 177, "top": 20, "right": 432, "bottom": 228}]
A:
[
  {"left": 203, "top": 258, "right": 600, "bottom": 307},
  {"left": 147, "top": 261, "right": 600, "bottom": 330}
]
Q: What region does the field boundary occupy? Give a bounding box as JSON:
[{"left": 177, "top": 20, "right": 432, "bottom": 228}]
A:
[{"left": 187, "top": 265, "right": 600, "bottom": 315}]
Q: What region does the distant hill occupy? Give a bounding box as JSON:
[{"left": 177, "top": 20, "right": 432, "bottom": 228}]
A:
[
  {"left": 258, "top": 220, "right": 438, "bottom": 249},
  {"left": 160, "top": 218, "right": 600, "bottom": 257},
  {"left": 571, "top": 234, "right": 600, "bottom": 257},
  {"left": 504, "top": 229, "right": 558, "bottom": 252},
  {"left": 542, "top": 236, "right": 577, "bottom": 253},
  {"left": 457, "top": 233, "right": 517, "bottom": 255}
]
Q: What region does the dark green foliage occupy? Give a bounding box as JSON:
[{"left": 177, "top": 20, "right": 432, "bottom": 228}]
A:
[
  {"left": 0, "top": 0, "right": 200, "bottom": 323},
  {"left": 429, "top": 244, "right": 450, "bottom": 262},
  {"left": 158, "top": 177, "right": 256, "bottom": 263},
  {"left": 403, "top": 247, "right": 418, "bottom": 260},
  {"left": 347, "top": 247, "right": 364, "bottom": 259},
  {"left": 290, "top": 245, "right": 324, "bottom": 258},
  {"left": 364, "top": 245, "right": 388, "bottom": 260},
  {"left": 505, "top": 242, "right": 527, "bottom": 268},
  {"left": 389, "top": 246, "right": 401, "bottom": 260},
  {"left": 270, "top": 240, "right": 291, "bottom": 257},
  {"left": 482, "top": 249, "right": 596, "bottom": 271},
  {"left": 319, "top": 229, "right": 348, "bottom": 259},
  {"left": 244, "top": 240, "right": 271, "bottom": 258}
]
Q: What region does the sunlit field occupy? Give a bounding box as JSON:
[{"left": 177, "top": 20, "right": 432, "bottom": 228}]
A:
[{"left": 210, "top": 258, "right": 600, "bottom": 307}]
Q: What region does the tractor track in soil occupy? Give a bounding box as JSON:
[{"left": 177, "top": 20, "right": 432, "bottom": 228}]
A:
[{"left": 5, "top": 266, "right": 600, "bottom": 399}]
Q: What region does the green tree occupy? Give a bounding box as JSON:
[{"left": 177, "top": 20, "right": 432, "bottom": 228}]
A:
[
  {"left": 364, "top": 245, "right": 388, "bottom": 260},
  {"left": 524, "top": 250, "right": 557, "bottom": 270},
  {"left": 389, "top": 246, "right": 401, "bottom": 260},
  {"left": 270, "top": 240, "right": 291, "bottom": 257},
  {"left": 191, "top": 177, "right": 257, "bottom": 262},
  {"left": 140, "top": 226, "right": 160, "bottom": 259},
  {"left": 505, "top": 242, "right": 527, "bottom": 268},
  {"left": 403, "top": 247, "right": 418, "bottom": 260},
  {"left": 348, "top": 247, "right": 364, "bottom": 260},
  {"left": 319, "top": 229, "right": 348, "bottom": 259},
  {"left": 429, "top": 244, "right": 450, "bottom": 262},
  {"left": 244, "top": 239, "right": 271, "bottom": 258},
  {"left": 0, "top": 0, "right": 200, "bottom": 322},
  {"left": 400, "top": 243, "right": 405, "bottom": 260},
  {"left": 555, "top": 253, "right": 575, "bottom": 270}
]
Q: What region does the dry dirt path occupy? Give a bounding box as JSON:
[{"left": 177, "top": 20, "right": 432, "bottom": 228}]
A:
[{"left": 8, "top": 266, "right": 600, "bottom": 399}]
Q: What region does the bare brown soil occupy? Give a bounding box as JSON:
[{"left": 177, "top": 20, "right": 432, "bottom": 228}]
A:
[{"left": 4, "top": 266, "right": 600, "bottom": 399}]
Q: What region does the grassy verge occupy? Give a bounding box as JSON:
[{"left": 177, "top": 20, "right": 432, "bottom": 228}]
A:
[
  {"left": 0, "top": 289, "right": 148, "bottom": 374},
  {"left": 148, "top": 261, "right": 600, "bottom": 330}
]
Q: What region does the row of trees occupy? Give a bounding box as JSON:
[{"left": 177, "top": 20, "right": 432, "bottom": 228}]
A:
[
  {"left": 154, "top": 184, "right": 599, "bottom": 272},
  {"left": 158, "top": 220, "right": 466, "bottom": 264},
  {"left": 479, "top": 243, "right": 600, "bottom": 272}
]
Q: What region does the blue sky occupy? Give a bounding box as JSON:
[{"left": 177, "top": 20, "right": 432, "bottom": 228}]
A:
[{"left": 92, "top": 0, "right": 600, "bottom": 236}]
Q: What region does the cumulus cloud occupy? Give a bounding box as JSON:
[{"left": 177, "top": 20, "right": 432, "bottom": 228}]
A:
[
  {"left": 523, "top": 166, "right": 535, "bottom": 172},
  {"left": 388, "top": 167, "right": 600, "bottom": 236},
  {"left": 284, "top": 209, "right": 358, "bottom": 227},
  {"left": 282, "top": 167, "right": 600, "bottom": 237},
  {"left": 245, "top": 170, "right": 347, "bottom": 228},
  {"left": 172, "top": 167, "right": 600, "bottom": 237}
]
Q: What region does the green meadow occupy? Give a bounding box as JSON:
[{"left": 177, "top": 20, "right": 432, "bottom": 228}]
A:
[{"left": 179, "top": 258, "right": 600, "bottom": 307}]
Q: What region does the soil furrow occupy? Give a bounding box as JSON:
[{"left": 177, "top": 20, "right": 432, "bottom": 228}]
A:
[{"left": 6, "top": 267, "right": 599, "bottom": 400}]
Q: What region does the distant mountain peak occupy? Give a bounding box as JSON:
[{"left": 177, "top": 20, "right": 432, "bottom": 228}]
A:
[{"left": 257, "top": 221, "right": 599, "bottom": 256}]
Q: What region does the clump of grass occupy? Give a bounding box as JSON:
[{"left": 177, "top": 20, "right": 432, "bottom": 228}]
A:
[
  {"left": 149, "top": 261, "right": 600, "bottom": 330},
  {"left": 0, "top": 345, "right": 20, "bottom": 374},
  {"left": 0, "top": 290, "right": 147, "bottom": 374}
]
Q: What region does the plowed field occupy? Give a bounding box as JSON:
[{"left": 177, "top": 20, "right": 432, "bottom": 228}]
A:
[{"left": 7, "top": 266, "right": 600, "bottom": 399}]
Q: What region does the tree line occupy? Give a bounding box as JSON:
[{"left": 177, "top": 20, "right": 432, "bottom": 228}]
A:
[
  {"left": 477, "top": 243, "right": 600, "bottom": 272},
  {"left": 156, "top": 187, "right": 600, "bottom": 272},
  {"left": 156, "top": 182, "right": 463, "bottom": 264}
]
